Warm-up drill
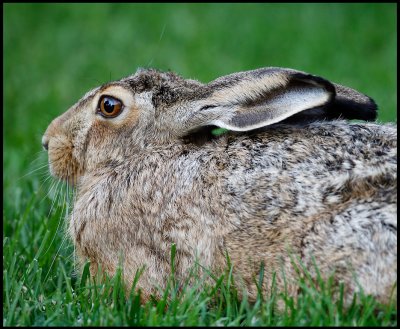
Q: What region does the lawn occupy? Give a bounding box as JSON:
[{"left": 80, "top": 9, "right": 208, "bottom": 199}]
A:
[{"left": 3, "top": 3, "right": 397, "bottom": 326}]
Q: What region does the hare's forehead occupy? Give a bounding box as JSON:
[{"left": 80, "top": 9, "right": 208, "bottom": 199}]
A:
[
  {"left": 76, "top": 82, "right": 133, "bottom": 107},
  {"left": 74, "top": 86, "right": 102, "bottom": 108},
  {"left": 82, "top": 86, "right": 101, "bottom": 100}
]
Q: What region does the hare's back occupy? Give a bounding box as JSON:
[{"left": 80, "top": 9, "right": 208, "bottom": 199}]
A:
[{"left": 216, "top": 121, "right": 397, "bottom": 224}]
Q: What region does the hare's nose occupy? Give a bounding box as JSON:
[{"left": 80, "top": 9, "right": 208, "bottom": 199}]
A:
[{"left": 42, "top": 136, "right": 49, "bottom": 151}]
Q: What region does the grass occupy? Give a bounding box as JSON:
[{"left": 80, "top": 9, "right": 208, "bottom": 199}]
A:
[{"left": 3, "top": 3, "right": 397, "bottom": 326}]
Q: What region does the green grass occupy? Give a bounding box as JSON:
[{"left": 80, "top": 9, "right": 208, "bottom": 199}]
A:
[{"left": 3, "top": 3, "right": 397, "bottom": 326}]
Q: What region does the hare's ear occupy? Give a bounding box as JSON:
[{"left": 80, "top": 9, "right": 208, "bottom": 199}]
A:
[
  {"left": 186, "top": 68, "right": 376, "bottom": 132},
  {"left": 188, "top": 68, "right": 336, "bottom": 131}
]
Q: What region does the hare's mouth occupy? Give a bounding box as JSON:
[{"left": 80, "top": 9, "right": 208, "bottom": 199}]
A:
[{"left": 47, "top": 137, "right": 83, "bottom": 186}]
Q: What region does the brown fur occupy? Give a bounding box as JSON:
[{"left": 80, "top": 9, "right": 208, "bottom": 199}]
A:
[{"left": 42, "top": 67, "right": 397, "bottom": 305}]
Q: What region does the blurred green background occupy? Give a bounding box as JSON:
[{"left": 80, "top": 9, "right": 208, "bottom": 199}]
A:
[{"left": 3, "top": 2, "right": 397, "bottom": 210}]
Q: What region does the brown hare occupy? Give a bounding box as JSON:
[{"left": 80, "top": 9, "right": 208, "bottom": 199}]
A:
[{"left": 43, "top": 67, "right": 397, "bottom": 304}]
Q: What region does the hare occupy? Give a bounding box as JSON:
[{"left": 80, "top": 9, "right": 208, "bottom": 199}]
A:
[{"left": 42, "top": 67, "right": 397, "bottom": 305}]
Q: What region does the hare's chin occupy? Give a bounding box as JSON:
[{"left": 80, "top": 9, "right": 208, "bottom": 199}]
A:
[
  {"left": 48, "top": 160, "right": 81, "bottom": 187},
  {"left": 50, "top": 170, "right": 79, "bottom": 187}
]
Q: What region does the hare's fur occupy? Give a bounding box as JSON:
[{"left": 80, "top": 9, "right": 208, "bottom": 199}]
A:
[{"left": 43, "top": 68, "right": 397, "bottom": 304}]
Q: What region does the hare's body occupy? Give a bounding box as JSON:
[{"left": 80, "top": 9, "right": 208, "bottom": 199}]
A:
[
  {"left": 43, "top": 67, "right": 396, "bottom": 304},
  {"left": 71, "top": 121, "right": 396, "bottom": 303}
]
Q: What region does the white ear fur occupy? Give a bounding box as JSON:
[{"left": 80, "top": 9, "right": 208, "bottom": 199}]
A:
[
  {"left": 189, "top": 69, "right": 335, "bottom": 132},
  {"left": 209, "top": 85, "right": 331, "bottom": 131}
]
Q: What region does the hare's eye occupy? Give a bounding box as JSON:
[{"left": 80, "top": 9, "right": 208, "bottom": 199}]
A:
[{"left": 98, "top": 96, "right": 123, "bottom": 118}]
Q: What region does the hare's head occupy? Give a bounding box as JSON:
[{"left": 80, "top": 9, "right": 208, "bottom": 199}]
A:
[{"left": 42, "top": 67, "right": 376, "bottom": 185}]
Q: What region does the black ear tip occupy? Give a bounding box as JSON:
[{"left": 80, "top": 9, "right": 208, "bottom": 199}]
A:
[
  {"left": 366, "top": 96, "right": 378, "bottom": 121},
  {"left": 332, "top": 95, "right": 378, "bottom": 121}
]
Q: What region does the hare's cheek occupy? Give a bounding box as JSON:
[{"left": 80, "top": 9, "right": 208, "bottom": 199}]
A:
[
  {"left": 84, "top": 121, "right": 121, "bottom": 164},
  {"left": 47, "top": 135, "right": 82, "bottom": 184}
]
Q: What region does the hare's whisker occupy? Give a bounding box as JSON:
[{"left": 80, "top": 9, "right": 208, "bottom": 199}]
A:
[
  {"left": 47, "top": 179, "right": 62, "bottom": 217},
  {"left": 41, "top": 183, "right": 67, "bottom": 258},
  {"left": 43, "top": 233, "right": 69, "bottom": 283},
  {"left": 17, "top": 163, "right": 49, "bottom": 180}
]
